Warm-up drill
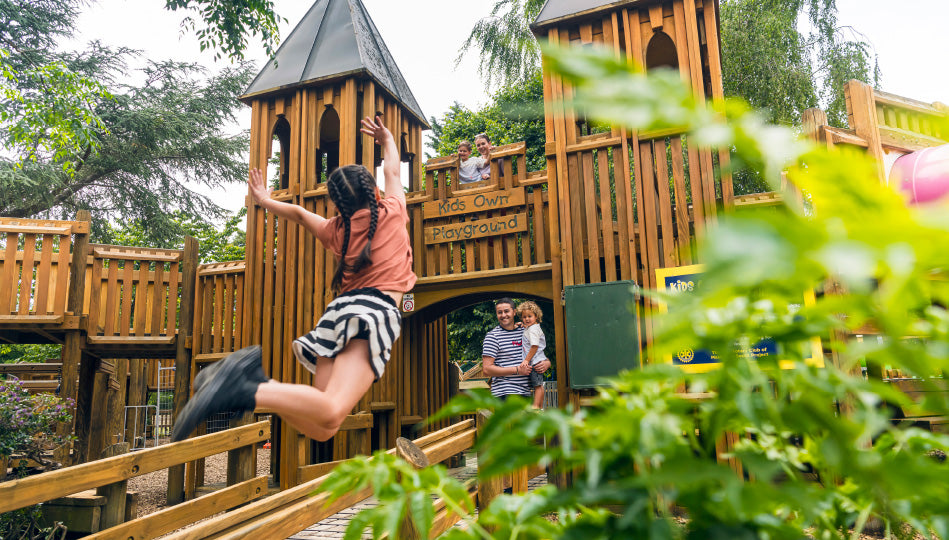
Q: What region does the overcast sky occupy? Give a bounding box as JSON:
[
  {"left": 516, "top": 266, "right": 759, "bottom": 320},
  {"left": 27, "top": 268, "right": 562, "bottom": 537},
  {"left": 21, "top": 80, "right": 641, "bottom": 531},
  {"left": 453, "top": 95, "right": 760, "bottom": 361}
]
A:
[{"left": 70, "top": 0, "right": 949, "bottom": 212}]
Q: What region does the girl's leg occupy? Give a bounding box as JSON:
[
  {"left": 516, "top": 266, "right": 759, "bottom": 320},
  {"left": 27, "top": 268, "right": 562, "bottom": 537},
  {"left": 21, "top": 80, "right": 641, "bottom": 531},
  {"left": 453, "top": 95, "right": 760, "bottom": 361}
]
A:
[
  {"left": 255, "top": 340, "right": 375, "bottom": 441},
  {"left": 532, "top": 385, "right": 545, "bottom": 409}
]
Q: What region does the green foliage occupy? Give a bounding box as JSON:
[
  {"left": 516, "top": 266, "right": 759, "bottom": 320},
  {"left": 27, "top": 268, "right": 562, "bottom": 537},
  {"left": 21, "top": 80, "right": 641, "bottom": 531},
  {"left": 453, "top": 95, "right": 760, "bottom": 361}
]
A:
[
  {"left": 164, "top": 0, "right": 284, "bottom": 62},
  {"left": 320, "top": 44, "right": 949, "bottom": 539},
  {"left": 101, "top": 209, "right": 247, "bottom": 263},
  {"left": 0, "top": 379, "right": 74, "bottom": 463},
  {"left": 2, "top": 54, "right": 253, "bottom": 242},
  {"left": 456, "top": 0, "right": 546, "bottom": 90},
  {"left": 427, "top": 71, "right": 546, "bottom": 172},
  {"left": 0, "top": 345, "right": 61, "bottom": 364},
  {"left": 0, "top": 504, "right": 66, "bottom": 540},
  {"left": 720, "top": 0, "right": 879, "bottom": 130}
]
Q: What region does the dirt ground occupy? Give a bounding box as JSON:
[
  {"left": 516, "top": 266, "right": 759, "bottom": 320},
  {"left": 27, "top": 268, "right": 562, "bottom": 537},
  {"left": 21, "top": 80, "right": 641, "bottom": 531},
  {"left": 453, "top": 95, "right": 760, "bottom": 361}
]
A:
[{"left": 127, "top": 447, "right": 271, "bottom": 516}]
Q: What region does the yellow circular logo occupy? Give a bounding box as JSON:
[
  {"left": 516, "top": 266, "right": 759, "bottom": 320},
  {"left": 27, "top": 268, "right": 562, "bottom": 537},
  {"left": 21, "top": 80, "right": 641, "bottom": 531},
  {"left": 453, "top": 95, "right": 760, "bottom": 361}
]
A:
[{"left": 677, "top": 349, "right": 694, "bottom": 363}]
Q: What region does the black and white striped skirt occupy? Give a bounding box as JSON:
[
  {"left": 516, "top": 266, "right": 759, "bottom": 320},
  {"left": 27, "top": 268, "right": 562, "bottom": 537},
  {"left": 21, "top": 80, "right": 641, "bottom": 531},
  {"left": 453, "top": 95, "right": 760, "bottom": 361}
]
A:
[{"left": 292, "top": 287, "right": 402, "bottom": 380}]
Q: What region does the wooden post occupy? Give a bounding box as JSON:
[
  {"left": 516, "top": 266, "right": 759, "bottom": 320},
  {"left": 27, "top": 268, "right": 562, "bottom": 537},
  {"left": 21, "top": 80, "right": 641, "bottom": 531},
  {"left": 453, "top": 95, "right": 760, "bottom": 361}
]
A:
[
  {"left": 845, "top": 79, "right": 887, "bottom": 184},
  {"left": 167, "top": 236, "right": 199, "bottom": 505},
  {"left": 96, "top": 442, "right": 130, "bottom": 529},
  {"left": 227, "top": 412, "right": 257, "bottom": 486},
  {"left": 58, "top": 210, "right": 91, "bottom": 465},
  {"left": 475, "top": 412, "right": 501, "bottom": 514}
]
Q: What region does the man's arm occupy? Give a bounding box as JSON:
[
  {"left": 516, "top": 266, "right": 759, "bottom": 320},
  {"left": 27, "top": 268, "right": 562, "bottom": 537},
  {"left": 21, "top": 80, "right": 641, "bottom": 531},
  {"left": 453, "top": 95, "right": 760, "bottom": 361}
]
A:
[{"left": 483, "top": 356, "right": 527, "bottom": 377}]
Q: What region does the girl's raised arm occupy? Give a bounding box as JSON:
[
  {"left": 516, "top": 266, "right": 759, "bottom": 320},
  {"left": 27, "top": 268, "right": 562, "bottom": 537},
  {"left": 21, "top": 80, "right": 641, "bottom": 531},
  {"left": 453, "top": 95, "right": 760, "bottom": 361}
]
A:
[
  {"left": 248, "top": 168, "right": 326, "bottom": 234},
  {"left": 360, "top": 115, "right": 403, "bottom": 202}
]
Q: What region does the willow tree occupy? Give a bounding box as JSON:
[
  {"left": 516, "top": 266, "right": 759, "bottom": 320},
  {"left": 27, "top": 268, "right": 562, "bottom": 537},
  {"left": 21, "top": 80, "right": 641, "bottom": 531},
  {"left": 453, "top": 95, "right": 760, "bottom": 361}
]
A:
[{"left": 456, "top": 0, "right": 546, "bottom": 90}]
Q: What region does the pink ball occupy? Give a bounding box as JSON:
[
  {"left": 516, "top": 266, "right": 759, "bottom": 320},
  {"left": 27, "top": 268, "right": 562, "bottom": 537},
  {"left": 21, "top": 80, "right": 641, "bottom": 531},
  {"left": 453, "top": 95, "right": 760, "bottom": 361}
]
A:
[{"left": 891, "top": 143, "right": 949, "bottom": 205}]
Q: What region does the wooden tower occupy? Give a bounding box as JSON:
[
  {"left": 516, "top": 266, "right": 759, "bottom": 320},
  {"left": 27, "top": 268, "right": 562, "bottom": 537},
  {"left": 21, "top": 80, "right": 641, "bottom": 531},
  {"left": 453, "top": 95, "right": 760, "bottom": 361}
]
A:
[
  {"left": 239, "top": 0, "right": 436, "bottom": 488},
  {"left": 531, "top": 0, "right": 733, "bottom": 404}
]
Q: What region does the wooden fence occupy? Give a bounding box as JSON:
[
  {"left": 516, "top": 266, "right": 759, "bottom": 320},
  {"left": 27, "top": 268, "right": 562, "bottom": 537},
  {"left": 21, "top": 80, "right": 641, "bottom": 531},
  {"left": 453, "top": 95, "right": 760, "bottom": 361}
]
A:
[
  {"left": 409, "top": 141, "right": 552, "bottom": 280},
  {"left": 0, "top": 421, "right": 269, "bottom": 539}
]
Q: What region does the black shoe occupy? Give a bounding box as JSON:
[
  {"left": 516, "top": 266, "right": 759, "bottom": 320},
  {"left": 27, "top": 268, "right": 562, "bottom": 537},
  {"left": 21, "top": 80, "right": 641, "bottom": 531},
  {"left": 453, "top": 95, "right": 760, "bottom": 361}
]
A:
[
  {"left": 172, "top": 346, "right": 266, "bottom": 442},
  {"left": 193, "top": 345, "right": 267, "bottom": 396}
]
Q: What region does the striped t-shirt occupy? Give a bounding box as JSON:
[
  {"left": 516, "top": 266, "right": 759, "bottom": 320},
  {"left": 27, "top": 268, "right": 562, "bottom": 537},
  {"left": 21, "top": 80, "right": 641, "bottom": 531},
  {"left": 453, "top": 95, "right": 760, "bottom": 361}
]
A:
[{"left": 482, "top": 325, "right": 530, "bottom": 397}]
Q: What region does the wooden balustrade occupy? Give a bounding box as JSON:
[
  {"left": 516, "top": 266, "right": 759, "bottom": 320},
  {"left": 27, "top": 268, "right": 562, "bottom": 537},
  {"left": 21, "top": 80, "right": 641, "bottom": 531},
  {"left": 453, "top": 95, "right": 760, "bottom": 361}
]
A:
[
  {"left": 84, "top": 244, "right": 188, "bottom": 357},
  {"left": 0, "top": 218, "right": 87, "bottom": 326},
  {"left": 0, "top": 421, "right": 269, "bottom": 538},
  {"left": 191, "top": 261, "right": 245, "bottom": 367},
  {"left": 409, "top": 142, "right": 552, "bottom": 281}
]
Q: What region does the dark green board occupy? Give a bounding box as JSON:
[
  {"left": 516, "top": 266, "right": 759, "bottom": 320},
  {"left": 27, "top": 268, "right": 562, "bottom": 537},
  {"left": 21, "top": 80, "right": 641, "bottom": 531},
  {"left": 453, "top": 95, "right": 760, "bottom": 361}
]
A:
[{"left": 564, "top": 281, "right": 640, "bottom": 389}]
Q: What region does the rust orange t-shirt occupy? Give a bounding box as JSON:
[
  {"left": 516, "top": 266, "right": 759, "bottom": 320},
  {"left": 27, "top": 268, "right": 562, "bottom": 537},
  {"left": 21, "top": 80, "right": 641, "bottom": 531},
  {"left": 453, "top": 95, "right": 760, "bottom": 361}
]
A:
[{"left": 314, "top": 196, "right": 417, "bottom": 294}]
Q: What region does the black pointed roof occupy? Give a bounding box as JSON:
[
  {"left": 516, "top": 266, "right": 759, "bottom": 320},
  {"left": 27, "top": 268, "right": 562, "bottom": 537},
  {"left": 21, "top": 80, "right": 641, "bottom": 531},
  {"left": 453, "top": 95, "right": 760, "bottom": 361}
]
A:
[
  {"left": 242, "top": 0, "right": 428, "bottom": 128},
  {"left": 531, "top": 0, "right": 641, "bottom": 34}
]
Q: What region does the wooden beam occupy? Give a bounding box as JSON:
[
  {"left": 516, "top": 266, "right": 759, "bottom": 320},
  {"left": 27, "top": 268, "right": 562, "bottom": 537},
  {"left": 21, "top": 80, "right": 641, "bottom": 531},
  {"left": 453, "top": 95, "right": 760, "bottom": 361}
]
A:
[
  {"left": 85, "top": 476, "right": 268, "bottom": 540},
  {"left": 0, "top": 421, "right": 269, "bottom": 514}
]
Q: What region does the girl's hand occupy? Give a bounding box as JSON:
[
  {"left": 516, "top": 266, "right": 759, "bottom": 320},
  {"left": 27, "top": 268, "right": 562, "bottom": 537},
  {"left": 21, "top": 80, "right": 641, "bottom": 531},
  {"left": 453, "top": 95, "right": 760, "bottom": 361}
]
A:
[
  {"left": 248, "top": 168, "right": 272, "bottom": 204},
  {"left": 360, "top": 115, "right": 392, "bottom": 145}
]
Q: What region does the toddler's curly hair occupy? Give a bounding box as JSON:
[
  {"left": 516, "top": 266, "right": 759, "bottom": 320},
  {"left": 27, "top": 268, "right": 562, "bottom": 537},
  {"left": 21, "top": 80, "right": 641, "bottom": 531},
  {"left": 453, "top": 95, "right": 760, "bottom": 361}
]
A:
[{"left": 516, "top": 300, "right": 542, "bottom": 323}]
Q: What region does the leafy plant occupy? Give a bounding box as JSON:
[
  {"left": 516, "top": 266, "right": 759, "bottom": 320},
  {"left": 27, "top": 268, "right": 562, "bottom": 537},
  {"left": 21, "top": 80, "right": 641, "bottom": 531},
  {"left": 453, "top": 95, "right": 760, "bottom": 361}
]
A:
[
  {"left": 320, "top": 43, "right": 949, "bottom": 539},
  {"left": 0, "top": 379, "right": 74, "bottom": 466}
]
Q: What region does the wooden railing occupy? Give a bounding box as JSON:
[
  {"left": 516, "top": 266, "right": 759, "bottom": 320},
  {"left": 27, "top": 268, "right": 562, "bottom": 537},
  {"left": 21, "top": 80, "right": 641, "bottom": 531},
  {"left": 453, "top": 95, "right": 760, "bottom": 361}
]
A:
[
  {"left": 165, "top": 415, "right": 541, "bottom": 540},
  {"left": 191, "top": 260, "right": 245, "bottom": 366},
  {"left": 0, "top": 217, "right": 88, "bottom": 325},
  {"left": 408, "top": 142, "right": 552, "bottom": 281},
  {"left": 84, "top": 244, "right": 184, "bottom": 348},
  {"left": 0, "top": 421, "right": 270, "bottom": 539}
]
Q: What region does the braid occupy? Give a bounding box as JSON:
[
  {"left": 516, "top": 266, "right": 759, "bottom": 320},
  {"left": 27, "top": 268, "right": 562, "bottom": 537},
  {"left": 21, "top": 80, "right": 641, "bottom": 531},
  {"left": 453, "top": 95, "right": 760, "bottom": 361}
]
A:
[
  {"left": 351, "top": 173, "right": 378, "bottom": 273},
  {"left": 326, "top": 165, "right": 376, "bottom": 294}
]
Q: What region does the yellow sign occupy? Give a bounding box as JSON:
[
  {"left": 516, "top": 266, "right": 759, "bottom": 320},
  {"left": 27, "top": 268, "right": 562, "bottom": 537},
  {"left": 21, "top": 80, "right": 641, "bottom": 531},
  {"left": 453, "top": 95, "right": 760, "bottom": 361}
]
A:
[{"left": 655, "top": 264, "right": 824, "bottom": 372}]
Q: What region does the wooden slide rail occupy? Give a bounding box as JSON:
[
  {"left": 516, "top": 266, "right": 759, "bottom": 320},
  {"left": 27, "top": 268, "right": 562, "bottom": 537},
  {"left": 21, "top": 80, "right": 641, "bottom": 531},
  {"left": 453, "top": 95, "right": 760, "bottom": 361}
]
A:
[
  {"left": 0, "top": 421, "right": 270, "bottom": 539},
  {"left": 164, "top": 415, "right": 537, "bottom": 540}
]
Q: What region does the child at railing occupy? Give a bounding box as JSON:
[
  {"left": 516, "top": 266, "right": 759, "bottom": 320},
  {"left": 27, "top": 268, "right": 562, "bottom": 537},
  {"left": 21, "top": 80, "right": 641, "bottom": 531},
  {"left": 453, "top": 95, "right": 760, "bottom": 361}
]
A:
[
  {"left": 457, "top": 140, "right": 486, "bottom": 184},
  {"left": 516, "top": 300, "right": 547, "bottom": 409},
  {"left": 172, "top": 115, "right": 417, "bottom": 443},
  {"left": 474, "top": 133, "right": 501, "bottom": 181}
]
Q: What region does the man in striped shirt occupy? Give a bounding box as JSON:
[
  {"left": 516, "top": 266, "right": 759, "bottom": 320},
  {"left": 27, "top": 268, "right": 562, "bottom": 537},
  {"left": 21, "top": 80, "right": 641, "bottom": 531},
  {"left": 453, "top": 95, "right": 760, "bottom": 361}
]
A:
[{"left": 482, "top": 298, "right": 551, "bottom": 400}]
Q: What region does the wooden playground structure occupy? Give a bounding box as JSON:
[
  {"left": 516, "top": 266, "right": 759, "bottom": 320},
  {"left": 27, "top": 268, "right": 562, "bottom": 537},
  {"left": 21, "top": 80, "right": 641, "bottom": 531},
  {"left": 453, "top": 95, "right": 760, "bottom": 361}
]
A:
[{"left": 1, "top": 0, "right": 947, "bottom": 537}]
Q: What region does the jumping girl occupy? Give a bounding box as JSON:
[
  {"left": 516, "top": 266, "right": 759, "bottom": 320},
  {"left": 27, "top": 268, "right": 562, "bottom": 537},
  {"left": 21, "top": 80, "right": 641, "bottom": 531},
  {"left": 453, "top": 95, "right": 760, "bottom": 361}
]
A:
[{"left": 173, "top": 115, "right": 416, "bottom": 442}]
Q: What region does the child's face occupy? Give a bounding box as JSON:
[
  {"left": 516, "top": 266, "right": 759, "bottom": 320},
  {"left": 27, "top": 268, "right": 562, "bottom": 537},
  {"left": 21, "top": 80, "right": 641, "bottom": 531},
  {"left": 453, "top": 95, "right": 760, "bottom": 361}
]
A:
[
  {"left": 520, "top": 310, "right": 536, "bottom": 326},
  {"left": 458, "top": 145, "right": 471, "bottom": 160}
]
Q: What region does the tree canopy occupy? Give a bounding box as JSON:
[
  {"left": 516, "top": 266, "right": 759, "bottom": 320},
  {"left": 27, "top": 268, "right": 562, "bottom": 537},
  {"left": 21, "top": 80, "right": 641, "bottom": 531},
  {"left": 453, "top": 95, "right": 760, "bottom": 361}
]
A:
[
  {"left": 426, "top": 70, "right": 545, "bottom": 171},
  {"left": 1, "top": 0, "right": 279, "bottom": 177},
  {"left": 456, "top": 0, "right": 545, "bottom": 91}
]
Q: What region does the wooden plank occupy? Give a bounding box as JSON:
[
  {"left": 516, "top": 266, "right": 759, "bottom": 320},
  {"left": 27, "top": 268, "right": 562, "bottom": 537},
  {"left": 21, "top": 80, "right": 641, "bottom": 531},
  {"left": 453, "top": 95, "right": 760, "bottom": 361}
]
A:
[
  {"left": 150, "top": 261, "right": 165, "bottom": 336},
  {"left": 654, "top": 139, "right": 676, "bottom": 267},
  {"left": 0, "top": 421, "right": 269, "bottom": 514},
  {"left": 566, "top": 152, "right": 584, "bottom": 283},
  {"left": 639, "top": 142, "right": 661, "bottom": 290},
  {"left": 670, "top": 137, "right": 692, "bottom": 265},
  {"left": 18, "top": 234, "right": 36, "bottom": 315},
  {"left": 118, "top": 258, "right": 134, "bottom": 336},
  {"left": 33, "top": 235, "right": 55, "bottom": 315},
  {"left": 133, "top": 258, "right": 149, "bottom": 335},
  {"left": 581, "top": 150, "right": 601, "bottom": 282},
  {"left": 87, "top": 476, "right": 268, "bottom": 540},
  {"left": 532, "top": 187, "right": 546, "bottom": 264},
  {"left": 0, "top": 224, "right": 71, "bottom": 235},
  {"left": 0, "top": 233, "right": 18, "bottom": 313},
  {"left": 422, "top": 187, "right": 526, "bottom": 219},
  {"left": 424, "top": 213, "right": 528, "bottom": 245},
  {"left": 597, "top": 150, "right": 617, "bottom": 281},
  {"left": 91, "top": 248, "right": 180, "bottom": 262}
]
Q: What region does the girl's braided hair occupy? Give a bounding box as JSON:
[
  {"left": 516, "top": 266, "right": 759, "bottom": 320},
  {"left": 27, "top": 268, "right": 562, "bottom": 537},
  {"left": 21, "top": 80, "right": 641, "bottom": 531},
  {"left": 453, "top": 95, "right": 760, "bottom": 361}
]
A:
[{"left": 326, "top": 164, "right": 379, "bottom": 294}]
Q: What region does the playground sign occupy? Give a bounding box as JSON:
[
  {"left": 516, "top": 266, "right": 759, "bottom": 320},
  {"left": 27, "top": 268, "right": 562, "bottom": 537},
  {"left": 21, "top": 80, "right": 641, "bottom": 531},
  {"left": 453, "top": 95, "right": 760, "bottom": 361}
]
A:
[
  {"left": 424, "top": 213, "right": 527, "bottom": 244},
  {"left": 402, "top": 293, "right": 414, "bottom": 313},
  {"left": 422, "top": 187, "right": 525, "bottom": 219},
  {"left": 655, "top": 264, "right": 824, "bottom": 372}
]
